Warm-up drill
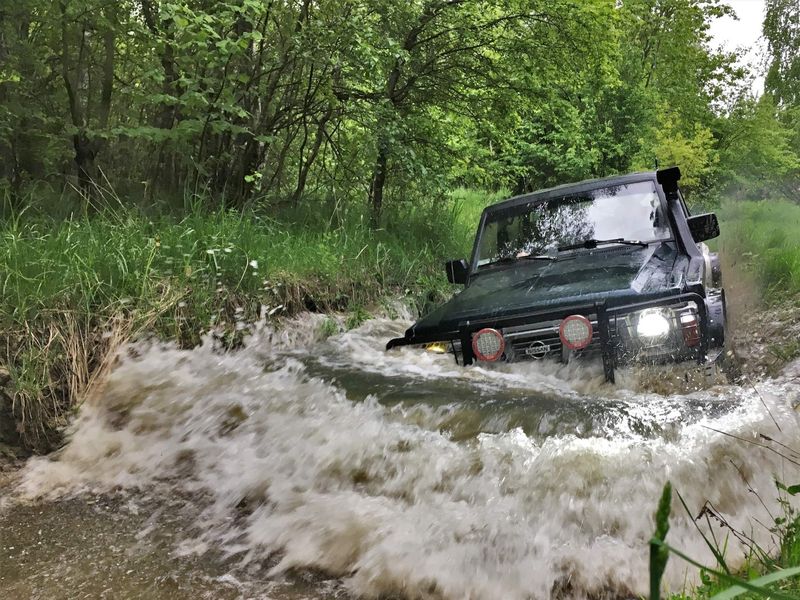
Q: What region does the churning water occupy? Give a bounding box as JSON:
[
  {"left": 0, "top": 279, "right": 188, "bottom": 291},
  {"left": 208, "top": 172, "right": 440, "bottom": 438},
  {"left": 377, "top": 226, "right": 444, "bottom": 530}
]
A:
[{"left": 2, "top": 315, "right": 800, "bottom": 599}]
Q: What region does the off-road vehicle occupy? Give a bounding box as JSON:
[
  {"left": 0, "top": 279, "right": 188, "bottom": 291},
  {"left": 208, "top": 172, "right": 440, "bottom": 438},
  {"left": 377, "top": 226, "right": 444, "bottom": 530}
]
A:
[{"left": 386, "top": 167, "right": 726, "bottom": 383}]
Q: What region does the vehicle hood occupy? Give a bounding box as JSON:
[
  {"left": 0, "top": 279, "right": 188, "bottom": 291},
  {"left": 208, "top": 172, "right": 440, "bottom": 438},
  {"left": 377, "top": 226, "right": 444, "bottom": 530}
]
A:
[{"left": 411, "top": 243, "right": 688, "bottom": 337}]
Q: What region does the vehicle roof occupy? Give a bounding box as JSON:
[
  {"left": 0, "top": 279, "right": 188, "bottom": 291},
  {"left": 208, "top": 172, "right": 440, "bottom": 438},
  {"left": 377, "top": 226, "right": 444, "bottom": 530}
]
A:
[{"left": 483, "top": 171, "right": 659, "bottom": 215}]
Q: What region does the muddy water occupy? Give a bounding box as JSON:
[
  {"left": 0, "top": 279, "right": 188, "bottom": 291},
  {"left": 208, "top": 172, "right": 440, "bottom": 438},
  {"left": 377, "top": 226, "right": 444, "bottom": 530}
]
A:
[{"left": 2, "top": 315, "right": 800, "bottom": 600}]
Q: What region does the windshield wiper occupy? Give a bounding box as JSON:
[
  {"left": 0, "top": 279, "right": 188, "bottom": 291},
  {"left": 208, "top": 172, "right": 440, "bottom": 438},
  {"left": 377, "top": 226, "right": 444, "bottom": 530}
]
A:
[
  {"left": 558, "top": 238, "right": 650, "bottom": 251},
  {"left": 518, "top": 254, "right": 558, "bottom": 261},
  {"left": 482, "top": 253, "right": 557, "bottom": 268}
]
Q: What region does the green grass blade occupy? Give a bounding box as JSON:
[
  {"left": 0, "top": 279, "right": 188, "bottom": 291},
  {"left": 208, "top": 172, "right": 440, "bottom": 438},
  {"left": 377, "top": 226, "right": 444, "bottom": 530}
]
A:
[
  {"left": 653, "top": 539, "right": 799, "bottom": 600},
  {"left": 709, "top": 566, "right": 800, "bottom": 600},
  {"left": 650, "top": 481, "right": 673, "bottom": 600},
  {"left": 676, "top": 490, "right": 731, "bottom": 574}
]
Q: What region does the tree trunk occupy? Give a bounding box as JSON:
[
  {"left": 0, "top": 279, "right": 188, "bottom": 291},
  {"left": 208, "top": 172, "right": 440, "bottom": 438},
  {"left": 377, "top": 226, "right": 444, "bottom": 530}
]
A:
[
  {"left": 291, "top": 106, "right": 333, "bottom": 207},
  {"left": 368, "top": 144, "right": 388, "bottom": 227},
  {"left": 72, "top": 131, "right": 97, "bottom": 197},
  {"left": 139, "top": 0, "right": 181, "bottom": 193}
]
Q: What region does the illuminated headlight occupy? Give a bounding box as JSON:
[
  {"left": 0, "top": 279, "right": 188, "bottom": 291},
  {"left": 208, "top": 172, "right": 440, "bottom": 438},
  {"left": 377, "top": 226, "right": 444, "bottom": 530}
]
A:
[{"left": 636, "top": 309, "right": 671, "bottom": 338}]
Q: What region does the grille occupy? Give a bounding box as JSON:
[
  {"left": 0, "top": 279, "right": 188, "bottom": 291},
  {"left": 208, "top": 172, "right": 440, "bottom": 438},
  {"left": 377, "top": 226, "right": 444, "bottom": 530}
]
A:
[
  {"left": 452, "top": 301, "right": 699, "bottom": 365},
  {"left": 502, "top": 315, "right": 615, "bottom": 361}
]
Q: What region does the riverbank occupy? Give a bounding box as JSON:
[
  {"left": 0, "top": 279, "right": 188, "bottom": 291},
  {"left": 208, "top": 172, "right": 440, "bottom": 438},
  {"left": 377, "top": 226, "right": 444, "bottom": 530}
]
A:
[
  {"left": 717, "top": 200, "right": 800, "bottom": 378},
  {"left": 0, "top": 198, "right": 483, "bottom": 452}
]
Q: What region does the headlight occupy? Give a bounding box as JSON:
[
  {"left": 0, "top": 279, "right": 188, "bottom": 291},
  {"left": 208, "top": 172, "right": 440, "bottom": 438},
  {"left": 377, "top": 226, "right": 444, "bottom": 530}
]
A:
[{"left": 636, "top": 309, "right": 671, "bottom": 338}]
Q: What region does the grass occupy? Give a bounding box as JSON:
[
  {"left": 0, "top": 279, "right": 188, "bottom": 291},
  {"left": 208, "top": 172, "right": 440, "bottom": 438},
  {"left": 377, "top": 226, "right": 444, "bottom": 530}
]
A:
[
  {"left": 0, "top": 190, "right": 502, "bottom": 451},
  {"left": 714, "top": 199, "right": 800, "bottom": 369},
  {"left": 718, "top": 200, "right": 800, "bottom": 298},
  {"left": 650, "top": 481, "right": 800, "bottom": 600}
]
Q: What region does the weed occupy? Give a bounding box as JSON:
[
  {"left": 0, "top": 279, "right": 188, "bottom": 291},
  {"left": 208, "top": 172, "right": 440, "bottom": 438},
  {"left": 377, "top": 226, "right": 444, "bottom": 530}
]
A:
[
  {"left": 346, "top": 305, "right": 370, "bottom": 330},
  {"left": 655, "top": 476, "right": 800, "bottom": 599},
  {"left": 319, "top": 317, "right": 340, "bottom": 339}
]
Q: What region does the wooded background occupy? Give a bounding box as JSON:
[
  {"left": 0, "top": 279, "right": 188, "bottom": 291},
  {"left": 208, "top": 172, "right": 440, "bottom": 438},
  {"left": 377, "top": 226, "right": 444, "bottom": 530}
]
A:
[{"left": 1, "top": 0, "right": 799, "bottom": 223}]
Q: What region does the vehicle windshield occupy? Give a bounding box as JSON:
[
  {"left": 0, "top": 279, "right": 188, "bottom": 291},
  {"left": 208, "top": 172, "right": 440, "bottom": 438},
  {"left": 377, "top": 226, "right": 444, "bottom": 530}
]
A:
[{"left": 476, "top": 180, "right": 671, "bottom": 267}]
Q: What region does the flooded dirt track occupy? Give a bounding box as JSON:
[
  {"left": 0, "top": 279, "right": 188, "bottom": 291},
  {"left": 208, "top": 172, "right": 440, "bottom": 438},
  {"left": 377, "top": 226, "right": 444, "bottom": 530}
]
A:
[{"left": 2, "top": 316, "right": 800, "bottom": 600}]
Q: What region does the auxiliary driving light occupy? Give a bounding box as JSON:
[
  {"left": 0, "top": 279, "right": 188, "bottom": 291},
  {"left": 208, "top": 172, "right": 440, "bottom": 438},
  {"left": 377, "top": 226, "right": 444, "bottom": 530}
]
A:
[
  {"left": 559, "top": 315, "right": 593, "bottom": 350},
  {"left": 425, "top": 342, "right": 448, "bottom": 354},
  {"left": 636, "top": 309, "right": 671, "bottom": 338},
  {"left": 472, "top": 328, "right": 505, "bottom": 361}
]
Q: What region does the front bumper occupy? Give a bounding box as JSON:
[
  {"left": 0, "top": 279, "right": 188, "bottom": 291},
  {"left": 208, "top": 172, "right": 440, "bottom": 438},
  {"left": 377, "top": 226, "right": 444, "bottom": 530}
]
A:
[{"left": 387, "top": 292, "right": 720, "bottom": 383}]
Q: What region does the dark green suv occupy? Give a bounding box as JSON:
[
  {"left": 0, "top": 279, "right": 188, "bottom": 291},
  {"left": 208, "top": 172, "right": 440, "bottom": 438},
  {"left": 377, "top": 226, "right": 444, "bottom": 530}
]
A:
[{"left": 387, "top": 167, "right": 726, "bottom": 383}]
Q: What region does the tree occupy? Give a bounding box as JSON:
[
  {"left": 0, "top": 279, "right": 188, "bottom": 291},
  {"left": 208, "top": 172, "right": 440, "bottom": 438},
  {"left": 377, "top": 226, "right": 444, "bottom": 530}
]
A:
[
  {"left": 0, "top": 0, "right": 763, "bottom": 215},
  {"left": 765, "top": 0, "right": 800, "bottom": 106},
  {"left": 716, "top": 93, "right": 800, "bottom": 199},
  {"left": 57, "top": 0, "right": 124, "bottom": 197},
  {"left": 332, "top": 0, "right": 618, "bottom": 225}
]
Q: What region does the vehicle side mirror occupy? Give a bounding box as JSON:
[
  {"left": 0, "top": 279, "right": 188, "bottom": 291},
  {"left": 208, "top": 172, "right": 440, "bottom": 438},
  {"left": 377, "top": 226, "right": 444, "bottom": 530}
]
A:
[
  {"left": 687, "top": 212, "right": 720, "bottom": 242},
  {"left": 445, "top": 259, "right": 469, "bottom": 284}
]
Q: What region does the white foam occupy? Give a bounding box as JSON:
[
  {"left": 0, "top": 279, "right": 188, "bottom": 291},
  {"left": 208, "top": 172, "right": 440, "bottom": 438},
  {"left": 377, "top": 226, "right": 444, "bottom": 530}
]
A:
[{"left": 14, "top": 318, "right": 800, "bottom": 599}]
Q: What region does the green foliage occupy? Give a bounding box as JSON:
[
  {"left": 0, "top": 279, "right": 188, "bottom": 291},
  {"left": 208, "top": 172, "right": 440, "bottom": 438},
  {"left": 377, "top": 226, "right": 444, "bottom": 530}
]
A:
[
  {"left": 657, "top": 531, "right": 800, "bottom": 600},
  {"left": 2, "top": 0, "right": 784, "bottom": 216},
  {"left": 319, "top": 317, "right": 340, "bottom": 339},
  {"left": 765, "top": 0, "right": 800, "bottom": 106},
  {"left": 663, "top": 478, "right": 800, "bottom": 600},
  {"left": 715, "top": 94, "right": 800, "bottom": 199},
  {"left": 634, "top": 112, "right": 719, "bottom": 195},
  {"left": 346, "top": 305, "right": 370, "bottom": 330}
]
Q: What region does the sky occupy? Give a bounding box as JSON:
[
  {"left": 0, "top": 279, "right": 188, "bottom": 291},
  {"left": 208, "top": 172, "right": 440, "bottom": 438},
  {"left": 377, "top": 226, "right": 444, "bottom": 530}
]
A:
[{"left": 707, "top": 0, "right": 767, "bottom": 94}]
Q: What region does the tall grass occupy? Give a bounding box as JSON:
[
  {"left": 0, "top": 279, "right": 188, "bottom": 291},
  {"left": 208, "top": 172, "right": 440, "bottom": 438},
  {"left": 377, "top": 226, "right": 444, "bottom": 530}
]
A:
[
  {"left": 719, "top": 200, "right": 800, "bottom": 297},
  {"left": 0, "top": 190, "right": 502, "bottom": 451}
]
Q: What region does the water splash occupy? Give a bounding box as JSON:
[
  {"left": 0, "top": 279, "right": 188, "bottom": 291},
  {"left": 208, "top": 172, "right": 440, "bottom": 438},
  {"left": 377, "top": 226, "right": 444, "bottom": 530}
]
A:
[{"left": 11, "top": 315, "right": 800, "bottom": 599}]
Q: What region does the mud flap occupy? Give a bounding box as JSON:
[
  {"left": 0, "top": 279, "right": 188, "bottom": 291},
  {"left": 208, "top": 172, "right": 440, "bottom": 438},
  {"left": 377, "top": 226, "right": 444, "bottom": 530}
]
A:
[{"left": 702, "top": 347, "right": 726, "bottom": 382}]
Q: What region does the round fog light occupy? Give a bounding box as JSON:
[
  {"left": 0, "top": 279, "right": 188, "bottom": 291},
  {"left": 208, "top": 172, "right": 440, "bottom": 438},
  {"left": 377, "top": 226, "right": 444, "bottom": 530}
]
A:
[
  {"left": 636, "top": 309, "right": 671, "bottom": 338},
  {"left": 559, "top": 315, "right": 593, "bottom": 350},
  {"left": 472, "top": 328, "right": 505, "bottom": 361}
]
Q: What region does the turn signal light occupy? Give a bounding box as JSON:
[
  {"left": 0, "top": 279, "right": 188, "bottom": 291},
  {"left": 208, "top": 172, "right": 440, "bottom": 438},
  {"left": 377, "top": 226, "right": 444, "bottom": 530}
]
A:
[{"left": 680, "top": 313, "right": 701, "bottom": 347}]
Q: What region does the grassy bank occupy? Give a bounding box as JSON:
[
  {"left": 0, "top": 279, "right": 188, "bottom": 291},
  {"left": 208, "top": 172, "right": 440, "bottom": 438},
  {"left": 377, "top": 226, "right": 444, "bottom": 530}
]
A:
[
  {"left": 718, "top": 200, "right": 800, "bottom": 297},
  {"left": 656, "top": 201, "right": 800, "bottom": 598},
  {"left": 716, "top": 200, "right": 800, "bottom": 373},
  {"left": 0, "top": 193, "right": 500, "bottom": 452}
]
